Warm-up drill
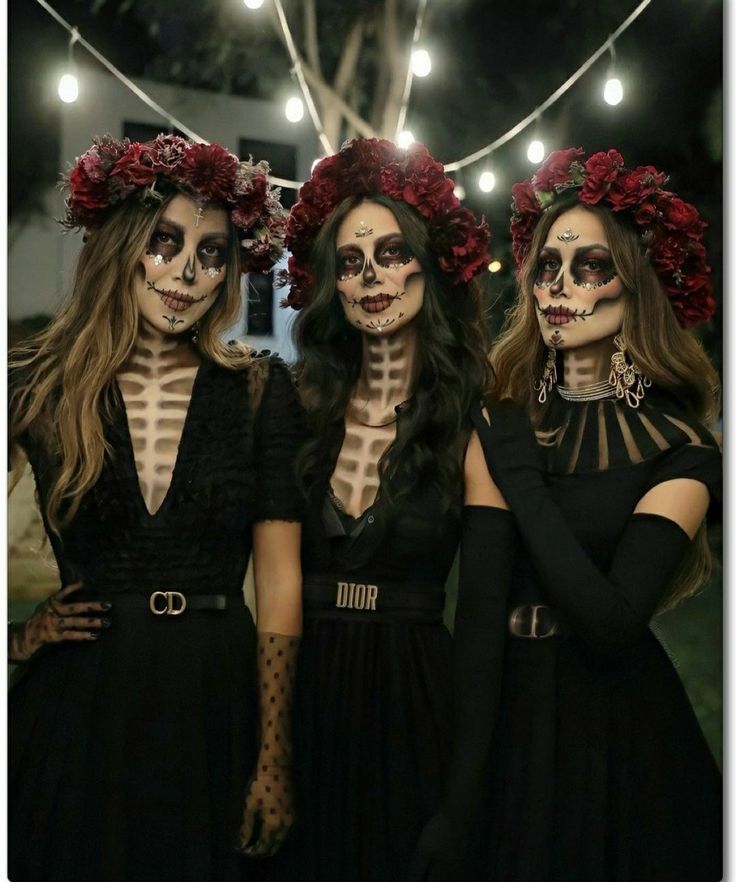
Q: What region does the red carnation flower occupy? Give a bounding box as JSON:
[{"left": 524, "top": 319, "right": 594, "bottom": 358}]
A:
[
  {"left": 580, "top": 149, "right": 624, "bottom": 204},
  {"left": 434, "top": 208, "right": 490, "bottom": 283},
  {"left": 150, "top": 134, "right": 189, "bottom": 171},
  {"left": 532, "top": 147, "right": 585, "bottom": 192},
  {"left": 176, "top": 143, "right": 239, "bottom": 202},
  {"left": 511, "top": 181, "right": 540, "bottom": 216}
]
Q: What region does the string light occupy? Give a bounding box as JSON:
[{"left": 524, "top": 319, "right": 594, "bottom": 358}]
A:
[
  {"left": 488, "top": 259, "right": 503, "bottom": 273},
  {"left": 527, "top": 139, "right": 545, "bottom": 163},
  {"left": 411, "top": 49, "right": 432, "bottom": 77},
  {"left": 398, "top": 130, "right": 415, "bottom": 149},
  {"left": 453, "top": 184, "right": 466, "bottom": 200},
  {"left": 603, "top": 41, "right": 624, "bottom": 106},
  {"left": 285, "top": 96, "right": 304, "bottom": 122},
  {"left": 604, "top": 76, "right": 623, "bottom": 105},
  {"left": 57, "top": 28, "right": 79, "bottom": 103},
  {"left": 478, "top": 170, "right": 496, "bottom": 193},
  {"left": 243, "top": 0, "right": 264, "bottom": 8}
]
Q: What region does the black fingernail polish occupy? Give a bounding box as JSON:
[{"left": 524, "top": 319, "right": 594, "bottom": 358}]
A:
[
  {"left": 102, "top": 618, "right": 112, "bottom": 628},
  {"left": 91, "top": 633, "right": 100, "bottom": 640},
  {"left": 102, "top": 602, "right": 112, "bottom": 611}
]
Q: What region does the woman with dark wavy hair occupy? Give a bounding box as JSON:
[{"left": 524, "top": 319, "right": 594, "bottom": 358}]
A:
[
  {"left": 274, "top": 138, "right": 514, "bottom": 881},
  {"left": 8, "top": 135, "right": 303, "bottom": 881},
  {"left": 472, "top": 148, "right": 722, "bottom": 881}
]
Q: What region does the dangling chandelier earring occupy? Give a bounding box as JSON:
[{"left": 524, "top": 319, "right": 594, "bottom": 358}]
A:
[
  {"left": 191, "top": 320, "right": 201, "bottom": 345},
  {"left": 534, "top": 348, "right": 558, "bottom": 404},
  {"left": 609, "top": 334, "right": 651, "bottom": 408}
]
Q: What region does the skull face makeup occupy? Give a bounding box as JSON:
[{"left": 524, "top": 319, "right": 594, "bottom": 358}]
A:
[
  {"left": 136, "top": 194, "right": 229, "bottom": 336},
  {"left": 533, "top": 206, "right": 625, "bottom": 350},
  {"left": 335, "top": 202, "right": 424, "bottom": 336}
]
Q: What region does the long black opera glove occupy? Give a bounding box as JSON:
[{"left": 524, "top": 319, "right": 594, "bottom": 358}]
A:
[
  {"left": 408, "top": 506, "right": 518, "bottom": 882},
  {"left": 470, "top": 400, "right": 694, "bottom": 649}
]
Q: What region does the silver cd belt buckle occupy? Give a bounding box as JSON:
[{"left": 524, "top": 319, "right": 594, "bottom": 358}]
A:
[
  {"left": 508, "top": 603, "right": 559, "bottom": 639},
  {"left": 149, "top": 590, "right": 188, "bottom": 616}
]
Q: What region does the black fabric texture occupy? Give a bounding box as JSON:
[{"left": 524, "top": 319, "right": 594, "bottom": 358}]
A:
[
  {"left": 409, "top": 505, "right": 518, "bottom": 882},
  {"left": 8, "top": 355, "right": 305, "bottom": 882},
  {"left": 268, "top": 417, "right": 464, "bottom": 882},
  {"left": 467, "top": 393, "right": 722, "bottom": 882}
]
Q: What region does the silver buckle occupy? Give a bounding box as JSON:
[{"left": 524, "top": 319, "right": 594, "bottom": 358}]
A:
[
  {"left": 335, "top": 581, "right": 379, "bottom": 611},
  {"left": 149, "top": 590, "right": 187, "bottom": 616},
  {"left": 508, "top": 604, "right": 559, "bottom": 639}
]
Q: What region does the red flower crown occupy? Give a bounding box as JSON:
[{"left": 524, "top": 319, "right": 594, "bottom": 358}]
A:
[
  {"left": 61, "top": 134, "right": 287, "bottom": 274},
  {"left": 282, "top": 137, "right": 491, "bottom": 309},
  {"left": 510, "top": 147, "right": 715, "bottom": 328}
]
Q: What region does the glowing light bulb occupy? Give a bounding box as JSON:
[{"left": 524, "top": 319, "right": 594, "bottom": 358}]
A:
[
  {"left": 453, "top": 184, "right": 466, "bottom": 201},
  {"left": 478, "top": 170, "right": 496, "bottom": 193},
  {"left": 243, "top": 0, "right": 264, "bottom": 8},
  {"left": 527, "top": 139, "right": 545, "bottom": 164},
  {"left": 604, "top": 77, "right": 623, "bottom": 106},
  {"left": 311, "top": 158, "right": 321, "bottom": 172},
  {"left": 411, "top": 49, "right": 432, "bottom": 78},
  {"left": 58, "top": 73, "right": 79, "bottom": 103},
  {"left": 488, "top": 259, "right": 503, "bottom": 273},
  {"left": 285, "top": 96, "right": 304, "bottom": 123},
  {"left": 398, "top": 130, "right": 415, "bottom": 149}
]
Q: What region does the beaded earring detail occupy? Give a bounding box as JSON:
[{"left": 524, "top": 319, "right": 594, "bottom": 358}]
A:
[
  {"left": 534, "top": 348, "right": 558, "bottom": 404},
  {"left": 609, "top": 334, "right": 651, "bottom": 408}
]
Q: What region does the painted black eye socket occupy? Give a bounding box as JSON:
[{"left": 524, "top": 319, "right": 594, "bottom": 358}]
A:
[
  {"left": 336, "top": 251, "right": 365, "bottom": 279},
  {"left": 376, "top": 239, "right": 414, "bottom": 268},
  {"left": 148, "top": 228, "right": 181, "bottom": 258},
  {"left": 198, "top": 243, "right": 227, "bottom": 269}
]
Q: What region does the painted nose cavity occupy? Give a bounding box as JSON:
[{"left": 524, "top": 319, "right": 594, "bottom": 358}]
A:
[
  {"left": 549, "top": 269, "right": 566, "bottom": 296},
  {"left": 181, "top": 254, "right": 196, "bottom": 283},
  {"left": 362, "top": 259, "right": 377, "bottom": 285}
]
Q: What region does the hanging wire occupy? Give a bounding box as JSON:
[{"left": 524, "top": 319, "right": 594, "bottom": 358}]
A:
[
  {"left": 394, "top": 0, "right": 429, "bottom": 141},
  {"left": 443, "top": 0, "right": 651, "bottom": 171}
]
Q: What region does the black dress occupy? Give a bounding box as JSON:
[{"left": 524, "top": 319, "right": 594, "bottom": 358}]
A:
[
  {"left": 477, "top": 391, "right": 722, "bottom": 882},
  {"left": 280, "top": 420, "right": 463, "bottom": 882},
  {"left": 9, "top": 357, "right": 304, "bottom": 882}
]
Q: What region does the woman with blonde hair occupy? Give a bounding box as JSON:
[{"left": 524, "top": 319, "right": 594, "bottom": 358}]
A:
[
  {"left": 472, "top": 148, "right": 721, "bottom": 881},
  {"left": 9, "top": 135, "right": 303, "bottom": 881}
]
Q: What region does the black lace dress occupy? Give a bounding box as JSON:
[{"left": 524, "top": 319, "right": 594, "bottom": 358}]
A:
[
  {"left": 478, "top": 390, "right": 722, "bottom": 882},
  {"left": 277, "top": 419, "right": 464, "bottom": 882},
  {"left": 9, "top": 356, "right": 304, "bottom": 882}
]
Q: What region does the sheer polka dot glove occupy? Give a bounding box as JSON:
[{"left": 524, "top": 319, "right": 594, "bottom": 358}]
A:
[{"left": 238, "top": 632, "right": 299, "bottom": 857}]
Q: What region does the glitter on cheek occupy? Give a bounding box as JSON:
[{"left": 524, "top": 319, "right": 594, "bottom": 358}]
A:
[{"left": 202, "top": 265, "right": 223, "bottom": 278}]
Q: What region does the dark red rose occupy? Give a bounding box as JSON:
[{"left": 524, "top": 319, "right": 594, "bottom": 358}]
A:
[
  {"left": 176, "top": 143, "right": 239, "bottom": 202},
  {"left": 230, "top": 174, "right": 269, "bottom": 229},
  {"left": 662, "top": 197, "right": 705, "bottom": 238},
  {"left": 511, "top": 181, "right": 540, "bottom": 216},
  {"left": 579, "top": 149, "right": 624, "bottom": 204},
  {"left": 650, "top": 234, "right": 688, "bottom": 273},
  {"left": 435, "top": 208, "right": 490, "bottom": 283},
  {"left": 532, "top": 147, "right": 585, "bottom": 192},
  {"left": 110, "top": 142, "right": 157, "bottom": 188},
  {"left": 666, "top": 286, "right": 716, "bottom": 328},
  {"left": 510, "top": 213, "right": 540, "bottom": 267},
  {"left": 606, "top": 165, "right": 666, "bottom": 210}
]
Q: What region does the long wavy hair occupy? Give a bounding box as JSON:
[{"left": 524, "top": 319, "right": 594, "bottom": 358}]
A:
[
  {"left": 294, "top": 193, "right": 491, "bottom": 514},
  {"left": 10, "top": 190, "right": 251, "bottom": 532},
  {"left": 491, "top": 196, "right": 720, "bottom": 610}
]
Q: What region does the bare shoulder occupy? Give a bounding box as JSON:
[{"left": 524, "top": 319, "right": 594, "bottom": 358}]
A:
[{"left": 463, "top": 430, "right": 509, "bottom": 509}]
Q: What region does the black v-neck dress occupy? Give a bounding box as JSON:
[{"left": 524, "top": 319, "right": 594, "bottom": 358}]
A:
[
  {"left": 9, "top": 357, "right": 304, "bottom": 882},
  {"left": 481, "top": 390, "right": 722, "bottom": 882},
  {"left": 278, "top": 420, "right": 464, "bottom": 882}
]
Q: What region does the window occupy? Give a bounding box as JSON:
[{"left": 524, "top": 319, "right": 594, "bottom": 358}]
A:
[{"left": 245, "top": 271, "right": 274, "bottom": 336}]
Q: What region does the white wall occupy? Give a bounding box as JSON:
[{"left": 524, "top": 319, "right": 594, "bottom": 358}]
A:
[{"left": 9, "top": 69, "right": 315, "bottom": 362}]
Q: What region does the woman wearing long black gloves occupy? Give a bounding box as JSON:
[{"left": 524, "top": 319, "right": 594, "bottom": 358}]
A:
[
  {"left": 474, "top": 148, "right": 721, "bottom": 881},
  {"left": 278, "top": 137, "right": 515, "bottom": 882}
]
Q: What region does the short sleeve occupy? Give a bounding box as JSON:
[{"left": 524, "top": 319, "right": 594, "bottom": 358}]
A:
[
  {"left": 253, "top": 356, "right": 307, "bottom": 522},
  {"left": 645, "top": 441, "right": 722, "bottom": 518}
]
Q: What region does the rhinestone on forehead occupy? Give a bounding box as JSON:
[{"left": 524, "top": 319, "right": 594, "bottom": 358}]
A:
[
  {"left": 355, "top": 221, "right": 373, "bottom": 238},
  {"left": 556, "top": 228, "right": 579, "bottom": 242}
]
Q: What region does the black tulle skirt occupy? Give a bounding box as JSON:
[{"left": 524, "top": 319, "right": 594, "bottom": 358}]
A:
[
  {"left": 273, "top": 616, "right": 452, "bottom": 882},
  {"left": 9, "top": 596, "right": 258, "bottom": 882},
  {"left": 483, "top": 632, "right": 722, "bottom": 882}
]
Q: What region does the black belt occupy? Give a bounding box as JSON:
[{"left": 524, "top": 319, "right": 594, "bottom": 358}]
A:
[
  {"left": 106, "top": 592, "right": 241, "bottom": 616},
  {"left": 303, "top": 573, "right": 445, "bottom": 624}
]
